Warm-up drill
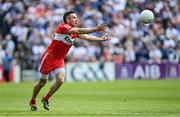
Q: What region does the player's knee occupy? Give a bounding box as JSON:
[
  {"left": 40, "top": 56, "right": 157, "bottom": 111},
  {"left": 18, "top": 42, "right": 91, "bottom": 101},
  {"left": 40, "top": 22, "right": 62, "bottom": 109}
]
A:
[
  {"left": 56, "top": 77, "right": 64, "bottom": 83},
  {"left": 56, "top": 74, "right": 64, "bottom": 83},
  {"left": 39, "top": 79, "right": 47, "bottom": 87},
  {"left": 56, "top": 73, "right": 65, "bottom": 83}
]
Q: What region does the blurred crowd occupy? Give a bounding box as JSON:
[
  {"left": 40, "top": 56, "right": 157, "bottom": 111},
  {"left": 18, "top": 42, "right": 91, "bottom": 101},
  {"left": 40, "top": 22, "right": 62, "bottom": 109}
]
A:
[{"left": 0, "top": 0, "right": 180, "bottom": 71}]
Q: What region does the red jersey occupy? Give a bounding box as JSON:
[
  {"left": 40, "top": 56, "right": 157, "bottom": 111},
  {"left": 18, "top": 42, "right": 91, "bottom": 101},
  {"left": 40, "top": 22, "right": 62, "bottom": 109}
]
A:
[{"left": 45, "top": 22, "right": 78, "bottom": 59}]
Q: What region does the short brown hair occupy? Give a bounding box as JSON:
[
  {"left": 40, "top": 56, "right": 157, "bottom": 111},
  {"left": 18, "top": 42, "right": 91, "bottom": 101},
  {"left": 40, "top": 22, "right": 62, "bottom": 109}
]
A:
[{"left": 63, "top": 10, "right": 76, "bottom": 23}]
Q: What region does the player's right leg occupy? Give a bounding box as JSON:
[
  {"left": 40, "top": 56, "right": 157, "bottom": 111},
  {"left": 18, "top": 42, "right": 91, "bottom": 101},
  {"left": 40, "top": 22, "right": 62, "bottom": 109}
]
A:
[
  {"left": 29, "top": 75, "right": 48, "bottom": 111},
  {"left": 29, "top": 52, "right": 53, "bottom": 111}
]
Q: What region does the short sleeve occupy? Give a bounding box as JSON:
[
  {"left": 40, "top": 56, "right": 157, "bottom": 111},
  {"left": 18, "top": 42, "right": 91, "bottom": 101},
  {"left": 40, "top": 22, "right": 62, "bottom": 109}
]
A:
[{"left": 56, "top": 23, "right": 72, "bottom": 34}]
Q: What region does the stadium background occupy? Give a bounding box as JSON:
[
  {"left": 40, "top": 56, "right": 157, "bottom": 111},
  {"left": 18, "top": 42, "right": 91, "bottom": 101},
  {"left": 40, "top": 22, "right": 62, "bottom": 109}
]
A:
[
  {"left": 0, "top": 0, "right": 179, "bottom": 82},
  {"left": 0, "top": 0, "right": 180, "bottom": 116}
]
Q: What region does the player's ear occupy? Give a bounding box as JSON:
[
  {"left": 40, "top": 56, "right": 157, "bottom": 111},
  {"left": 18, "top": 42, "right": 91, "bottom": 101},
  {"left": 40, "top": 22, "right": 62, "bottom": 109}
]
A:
[{"left": 66, "top": 19, "right": 70, "bottom": 24}]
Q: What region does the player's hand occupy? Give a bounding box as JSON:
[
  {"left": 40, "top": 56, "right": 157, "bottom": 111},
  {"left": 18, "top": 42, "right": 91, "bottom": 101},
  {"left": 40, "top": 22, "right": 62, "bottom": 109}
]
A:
[
  {"left": 96, "top": 23, "right": 107, "bottom": 32},
  {"left": 100, "top": 36, "right": 110, "bottom": 41}
]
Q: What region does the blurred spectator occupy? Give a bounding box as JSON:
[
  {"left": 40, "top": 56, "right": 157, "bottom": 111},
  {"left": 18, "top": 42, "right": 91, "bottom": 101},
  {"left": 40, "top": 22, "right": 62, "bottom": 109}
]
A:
[
  {"left": 0, "top": 44, "right": 6, "bottom": 65},
  {"left": 2, "top": 52, "right": 13, "bottom": 82},
  {"left": 0, "top": 0, "right": 179, "bottom": 73},
  {"left": 124, "top": 40, "right": 136, "bottom": 63}
]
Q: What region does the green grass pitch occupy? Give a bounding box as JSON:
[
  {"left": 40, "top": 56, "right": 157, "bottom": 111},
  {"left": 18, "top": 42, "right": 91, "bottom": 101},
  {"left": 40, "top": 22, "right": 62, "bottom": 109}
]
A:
[{"left": 0, "top": 79, "right": 180, "bottom": 116}]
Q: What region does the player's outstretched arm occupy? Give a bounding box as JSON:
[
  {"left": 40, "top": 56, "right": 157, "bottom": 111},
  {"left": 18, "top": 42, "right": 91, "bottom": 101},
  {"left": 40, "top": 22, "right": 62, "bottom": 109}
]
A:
[
  {"left": 68, "top": 23, "right": 107, "bottom": 34},
  {"left": 78, "top": 34, "right": 110, "bottom": 41}
]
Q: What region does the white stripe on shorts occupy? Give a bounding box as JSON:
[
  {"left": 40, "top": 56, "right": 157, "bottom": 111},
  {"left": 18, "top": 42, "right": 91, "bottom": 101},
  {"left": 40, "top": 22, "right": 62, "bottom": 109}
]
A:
[
  {"left": 38, "top": 52, "right": 48, "bottom": 72},
  {"left": 40, "top": 73, "right": 48, "bottom": 79},
  {"left": 53, "top": 68, "right": 65, "bottom": 76}
]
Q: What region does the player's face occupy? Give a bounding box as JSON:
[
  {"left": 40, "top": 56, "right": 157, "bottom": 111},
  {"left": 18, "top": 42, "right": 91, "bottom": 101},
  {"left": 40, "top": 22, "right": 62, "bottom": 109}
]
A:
[{"left": 67, "top": 13, "right": 78, "bottom": 27}]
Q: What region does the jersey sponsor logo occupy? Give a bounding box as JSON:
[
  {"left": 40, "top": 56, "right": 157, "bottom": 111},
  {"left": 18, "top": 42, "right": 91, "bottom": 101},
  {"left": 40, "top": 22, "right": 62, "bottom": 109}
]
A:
[
  {"left": 64, "top": 36, "right": 75, "bottom": 45},
  {"left": 53, "top": 33, "right": 76, "bottom": 45}
]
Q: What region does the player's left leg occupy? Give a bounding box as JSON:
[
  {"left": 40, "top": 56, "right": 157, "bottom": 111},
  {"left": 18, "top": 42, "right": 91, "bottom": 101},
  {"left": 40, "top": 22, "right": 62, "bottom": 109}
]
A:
[{"left": 42, "top": 68, "right": 65, "bottom": 110}]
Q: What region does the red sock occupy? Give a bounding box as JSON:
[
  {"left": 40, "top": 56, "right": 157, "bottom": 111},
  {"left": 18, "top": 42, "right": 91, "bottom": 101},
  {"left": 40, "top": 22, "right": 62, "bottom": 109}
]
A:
[
  {"left": 30, "top": 99, "right": 36, "bottom": 105},
  {"left": 44, "top": 93, "right": 51, "bottom": 100}
]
